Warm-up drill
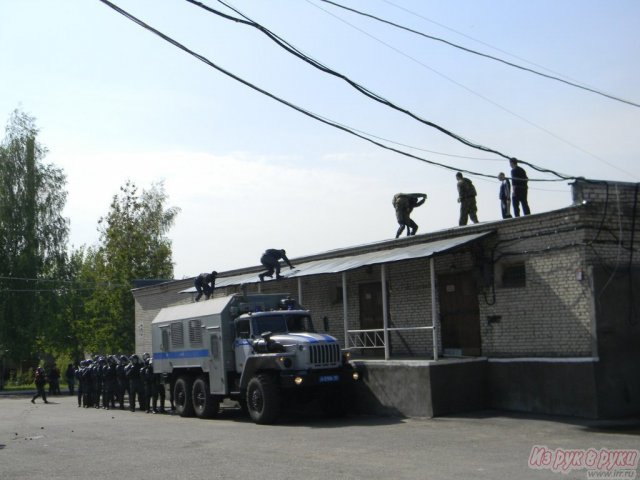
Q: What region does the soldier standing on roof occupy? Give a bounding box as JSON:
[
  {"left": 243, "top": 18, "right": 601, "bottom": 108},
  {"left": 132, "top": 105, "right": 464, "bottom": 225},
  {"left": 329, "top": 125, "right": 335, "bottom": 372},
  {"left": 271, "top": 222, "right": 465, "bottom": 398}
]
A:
[
  {"left": 456, "top": 172, "right": 479, "bottom": 226},
  {"left": 194, "top": 271, "right": 217, "bottom": 301},
  {"left": 259, "top": 249, "right": 294, "bottom": 281},
  {"left": 392, "top": 193, "right": 427, "bottom": 238}
]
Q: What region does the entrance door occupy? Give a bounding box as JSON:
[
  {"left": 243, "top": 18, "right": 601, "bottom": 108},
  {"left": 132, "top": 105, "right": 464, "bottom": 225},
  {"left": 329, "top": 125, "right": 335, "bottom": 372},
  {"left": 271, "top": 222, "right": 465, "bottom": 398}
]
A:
[
  {"left": 207, "top": 332, "right": 225, "bottom": 394},
  {"left": 359, "top": 282, "right": 386, "bottom": 356},
  {"left": 438, "top": 272, "right": 481, "bottom": 356}
]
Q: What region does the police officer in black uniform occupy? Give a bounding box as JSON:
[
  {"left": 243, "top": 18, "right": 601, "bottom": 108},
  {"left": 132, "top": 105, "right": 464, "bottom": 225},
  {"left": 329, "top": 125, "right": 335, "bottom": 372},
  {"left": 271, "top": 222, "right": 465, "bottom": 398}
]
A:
[
  {"left": 101, "top": 356, "right": 117, "bottom": 409},
  {"left": 125, "top": 354, "right": 144, "bottom": 412},
  {"left": 116, "top": 355, "right": 129, "bottom": 410},
  {"left": 259, "top": 249, "right": 294, "bottom": 281}
]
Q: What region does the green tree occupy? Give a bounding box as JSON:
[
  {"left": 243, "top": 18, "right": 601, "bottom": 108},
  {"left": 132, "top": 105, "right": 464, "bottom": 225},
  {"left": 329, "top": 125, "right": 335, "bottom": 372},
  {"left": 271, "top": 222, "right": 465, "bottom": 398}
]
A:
[
  {"left": 82, "top": 181, "right": 179, "bottom": 353},
  {"left": 0, "top": 110, "right": 69, "bottom": 363}
]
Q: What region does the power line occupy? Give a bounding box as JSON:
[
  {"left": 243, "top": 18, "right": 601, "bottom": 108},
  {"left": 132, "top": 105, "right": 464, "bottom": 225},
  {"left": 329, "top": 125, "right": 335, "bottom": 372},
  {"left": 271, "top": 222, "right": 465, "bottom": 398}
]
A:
[
  {"left": 193, "top": 0, "right": 516, "bottom": 162},
  {"left": 319, "top": 0, "right": 640, "bottom": 109},
  {"left": 304, "top": 0, "right": 639, "bottom": 181},
  {"left": 99, "top": 0, "right": 572, "bottom": 182},
  {"left": 188, "top": 0, "right": 573, "bottom": 180}
]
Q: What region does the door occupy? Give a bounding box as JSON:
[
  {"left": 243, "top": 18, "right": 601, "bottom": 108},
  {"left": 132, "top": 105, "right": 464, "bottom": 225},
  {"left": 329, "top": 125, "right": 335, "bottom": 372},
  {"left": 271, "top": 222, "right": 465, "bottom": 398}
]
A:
[
  {"left": 359, "top": 282, "right": 387, "bottom": 356},
  {"left": 438, "top": 272, "right": 481, "bottom": 356},
  {"left": 207, "top": 332, "right": 225, "bottom": 394}
]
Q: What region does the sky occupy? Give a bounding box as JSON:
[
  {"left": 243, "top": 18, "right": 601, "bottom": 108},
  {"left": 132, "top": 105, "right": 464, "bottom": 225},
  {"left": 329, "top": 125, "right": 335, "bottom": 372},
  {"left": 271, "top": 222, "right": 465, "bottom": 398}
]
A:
[{"left": 1, "top": 0, "right": 639, "bottom": 279}]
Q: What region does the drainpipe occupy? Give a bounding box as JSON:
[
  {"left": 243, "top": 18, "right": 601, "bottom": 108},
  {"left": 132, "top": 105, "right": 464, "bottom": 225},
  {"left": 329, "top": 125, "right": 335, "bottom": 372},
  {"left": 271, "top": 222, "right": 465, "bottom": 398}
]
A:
[
  {"left": 430, "top": 256, "right": 439, "bottom": 361},
  {"left": 381, "top": 264, "right": 390, "bottom": 360},
  {"left": 297, "top": 276, "right": 303, "bottom": 306}
]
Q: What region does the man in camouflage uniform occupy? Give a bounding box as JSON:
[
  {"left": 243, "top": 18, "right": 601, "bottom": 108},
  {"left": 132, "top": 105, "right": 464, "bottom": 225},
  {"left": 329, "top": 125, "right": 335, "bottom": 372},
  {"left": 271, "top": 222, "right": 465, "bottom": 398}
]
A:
[
  {"left": 456, "top": 172, "right": 479, "bottom": 226},
  {"left": 392, "top": 193, "right": 426, "bottom": 238}
]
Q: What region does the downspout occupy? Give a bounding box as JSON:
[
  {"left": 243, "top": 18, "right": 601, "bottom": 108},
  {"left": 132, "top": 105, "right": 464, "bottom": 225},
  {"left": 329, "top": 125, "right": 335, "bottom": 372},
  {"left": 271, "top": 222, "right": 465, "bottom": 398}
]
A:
[
  {"left": 430, "top": 256, "right": 439, "bottom": 360},
  {"left": 381, "top": 264, "right": 390, "bottom": 360}
]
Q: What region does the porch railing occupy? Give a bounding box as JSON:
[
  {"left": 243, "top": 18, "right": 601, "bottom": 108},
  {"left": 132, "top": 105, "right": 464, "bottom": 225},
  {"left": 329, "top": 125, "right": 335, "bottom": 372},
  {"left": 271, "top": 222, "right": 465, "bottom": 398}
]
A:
[{"left": 346, "top": 326, "right": 436, "bottom": 360}]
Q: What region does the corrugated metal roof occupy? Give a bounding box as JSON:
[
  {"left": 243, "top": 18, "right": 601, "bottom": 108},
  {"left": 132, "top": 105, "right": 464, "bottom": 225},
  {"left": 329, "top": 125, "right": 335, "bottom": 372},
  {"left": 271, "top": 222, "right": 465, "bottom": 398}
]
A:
[{"left": 180, "top": 231, "right": 491, "bottom": 293}]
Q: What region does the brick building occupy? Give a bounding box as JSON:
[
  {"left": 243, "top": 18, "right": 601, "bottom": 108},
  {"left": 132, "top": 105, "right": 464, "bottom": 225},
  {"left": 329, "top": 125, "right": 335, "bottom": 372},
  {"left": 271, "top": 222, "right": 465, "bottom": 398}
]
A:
[{"left": 133, "top": 179, "right": 640, "bottom": 419}]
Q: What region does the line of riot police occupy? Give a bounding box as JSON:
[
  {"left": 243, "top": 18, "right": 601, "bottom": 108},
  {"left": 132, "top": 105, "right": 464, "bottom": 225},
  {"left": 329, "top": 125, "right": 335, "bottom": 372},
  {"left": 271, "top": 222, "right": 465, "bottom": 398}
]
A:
[{"left": 74, "top": 353, "right": 172, "bottom": 413}]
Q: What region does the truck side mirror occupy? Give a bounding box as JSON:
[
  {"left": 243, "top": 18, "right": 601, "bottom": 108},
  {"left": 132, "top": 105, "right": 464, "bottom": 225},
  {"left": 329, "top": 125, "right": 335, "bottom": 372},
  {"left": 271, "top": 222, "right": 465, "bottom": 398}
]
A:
[{"left": 323, "top": 316, "right": 329, "bottom": 332}]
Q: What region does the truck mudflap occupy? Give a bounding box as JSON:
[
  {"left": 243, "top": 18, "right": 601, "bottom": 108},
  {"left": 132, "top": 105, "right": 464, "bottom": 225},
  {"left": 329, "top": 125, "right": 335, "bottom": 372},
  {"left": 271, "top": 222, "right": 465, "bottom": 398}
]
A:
[{"left": 277, "top": 365, "right": 359, "bottom": 389}]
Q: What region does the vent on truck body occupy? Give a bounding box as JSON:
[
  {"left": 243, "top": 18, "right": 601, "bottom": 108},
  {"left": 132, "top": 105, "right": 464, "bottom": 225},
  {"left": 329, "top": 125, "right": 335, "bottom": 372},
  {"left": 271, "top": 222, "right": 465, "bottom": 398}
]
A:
[{"left": 309, "top": 343, "right": 340, "bottom": 367}]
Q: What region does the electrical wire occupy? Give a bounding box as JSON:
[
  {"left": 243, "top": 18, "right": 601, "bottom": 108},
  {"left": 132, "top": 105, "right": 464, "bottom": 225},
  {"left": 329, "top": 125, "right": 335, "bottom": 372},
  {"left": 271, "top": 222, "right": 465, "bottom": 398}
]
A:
[
  {"left": 194, "top": 0, "right": 518, "bottom": 162},
  {"left": 304, "top": 0, "right": 637, "bottom": 181},
  {"left": 319, "top": 0, "right": 640, "bottom": 109},
  {"left": 187, "top": 0, "right": 573, "bottom": 181},
  {"left": 99, "top": 0, "right": 566, "bottom": 182}
]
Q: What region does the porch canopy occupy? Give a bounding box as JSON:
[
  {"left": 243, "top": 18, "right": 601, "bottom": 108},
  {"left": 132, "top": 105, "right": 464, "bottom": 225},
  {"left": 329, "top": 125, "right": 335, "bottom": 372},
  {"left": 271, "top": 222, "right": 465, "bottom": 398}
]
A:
[
  {"left": 180, "top": 231, "right": 492, "bottom": 293},
  {"left": 180, "top": 231, "right": 492, "bottom": 360}
]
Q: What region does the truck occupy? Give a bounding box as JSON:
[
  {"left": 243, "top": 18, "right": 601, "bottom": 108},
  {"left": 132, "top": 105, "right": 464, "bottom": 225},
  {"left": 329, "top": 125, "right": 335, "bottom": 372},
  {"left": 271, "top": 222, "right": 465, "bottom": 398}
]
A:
[{"left": 151, "top": 292, "right": 359, "bottom": 424}]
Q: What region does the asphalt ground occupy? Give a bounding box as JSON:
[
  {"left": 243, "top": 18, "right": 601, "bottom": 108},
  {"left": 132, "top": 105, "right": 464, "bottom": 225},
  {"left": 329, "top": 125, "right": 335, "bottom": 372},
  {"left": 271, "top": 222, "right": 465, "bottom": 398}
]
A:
[{"left": 1, "top": 392, "right": 639, "bottom": 480}]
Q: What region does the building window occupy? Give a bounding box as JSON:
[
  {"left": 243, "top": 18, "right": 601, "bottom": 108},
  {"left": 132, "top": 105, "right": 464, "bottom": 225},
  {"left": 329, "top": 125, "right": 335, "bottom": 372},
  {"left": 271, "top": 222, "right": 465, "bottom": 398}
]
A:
[
  {"left": 188, "top": 319, "right": 202, "bottom": 346},
  {"left": 170, "top": 322, "right": 184, "bottom": 348},
  {"left": 501, "top": 262, "right": 526, "bottom": 288}
]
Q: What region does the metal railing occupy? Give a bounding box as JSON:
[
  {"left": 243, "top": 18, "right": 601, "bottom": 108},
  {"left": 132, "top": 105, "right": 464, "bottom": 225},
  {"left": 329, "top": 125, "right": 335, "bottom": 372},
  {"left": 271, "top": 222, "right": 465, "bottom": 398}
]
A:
[{"left": 346, "top": 326, "right": 436, "bottom": 359}]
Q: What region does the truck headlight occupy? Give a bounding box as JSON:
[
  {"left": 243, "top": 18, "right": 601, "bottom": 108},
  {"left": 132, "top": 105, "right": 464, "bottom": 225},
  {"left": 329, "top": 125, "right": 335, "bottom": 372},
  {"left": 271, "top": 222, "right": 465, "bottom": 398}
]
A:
[
  {"left": 278, "top": 356, "right": 293, "bottom": 368},
  {"left": 352, "top": 372, "right": 360, "bottom": 381},
  {"left": 294, "top": 376, "right": 304, "bottom": 386}
]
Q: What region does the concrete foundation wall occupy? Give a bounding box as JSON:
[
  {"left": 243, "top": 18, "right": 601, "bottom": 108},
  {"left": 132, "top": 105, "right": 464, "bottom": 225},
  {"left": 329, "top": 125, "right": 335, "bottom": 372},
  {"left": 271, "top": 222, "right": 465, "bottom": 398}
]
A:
[
  {"left": 352, "top": 359, "right": 487, "bottom": 418},
  {"left": 487, "top": 359, "right": 599, "bottom": 418}
]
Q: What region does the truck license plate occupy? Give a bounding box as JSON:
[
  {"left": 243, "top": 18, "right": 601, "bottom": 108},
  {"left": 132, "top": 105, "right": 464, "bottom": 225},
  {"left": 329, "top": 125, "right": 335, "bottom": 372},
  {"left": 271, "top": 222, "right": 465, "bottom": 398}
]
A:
[{"left": 319, "top": 374, "right": 339, "bottom": 383}]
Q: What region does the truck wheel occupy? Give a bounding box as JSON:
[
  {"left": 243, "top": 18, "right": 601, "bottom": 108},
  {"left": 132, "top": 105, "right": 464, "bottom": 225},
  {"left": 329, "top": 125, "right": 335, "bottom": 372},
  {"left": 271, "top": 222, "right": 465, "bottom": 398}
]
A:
[
  {"left": 192, "top": 377, "right": 219, "bottom": 419},
  {"left": 174, "top": 377, "right": 194, "bottom": 417},
  {"left": 246, "top": 374, "right": 280, "bottom": 425}
]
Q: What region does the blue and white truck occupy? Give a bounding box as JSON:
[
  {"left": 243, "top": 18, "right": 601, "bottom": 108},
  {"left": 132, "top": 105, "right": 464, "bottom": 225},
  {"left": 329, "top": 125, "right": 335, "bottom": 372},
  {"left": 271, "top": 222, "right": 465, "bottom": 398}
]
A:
[{"left": 151, "top": 293, "right": 359, "bottom": 424}]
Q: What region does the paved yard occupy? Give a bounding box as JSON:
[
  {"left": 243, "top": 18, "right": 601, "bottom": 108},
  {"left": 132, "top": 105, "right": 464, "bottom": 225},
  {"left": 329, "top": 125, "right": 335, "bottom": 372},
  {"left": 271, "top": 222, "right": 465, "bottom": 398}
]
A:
[{"left": 1, "top": 393, "right": 638, "bottom": 480}]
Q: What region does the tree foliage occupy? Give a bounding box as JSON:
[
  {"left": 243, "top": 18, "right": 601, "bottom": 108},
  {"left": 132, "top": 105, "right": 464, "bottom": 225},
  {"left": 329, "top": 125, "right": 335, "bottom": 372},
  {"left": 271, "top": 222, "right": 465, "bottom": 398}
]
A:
[
  {"left": 0, "top": 110, "right": 69, "bottom": 362},
  {"left": 0, "top": 109, "right": 179, "bottom": 368},
  {"left": 81, "top": 181, "right": 179, "bottom": 354}
]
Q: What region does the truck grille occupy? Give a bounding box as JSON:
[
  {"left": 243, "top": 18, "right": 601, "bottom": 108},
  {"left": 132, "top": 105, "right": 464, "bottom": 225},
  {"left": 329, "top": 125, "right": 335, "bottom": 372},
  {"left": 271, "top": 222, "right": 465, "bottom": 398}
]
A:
[{"left": 309, "top": 343, "right": 341, "bottom": 367}]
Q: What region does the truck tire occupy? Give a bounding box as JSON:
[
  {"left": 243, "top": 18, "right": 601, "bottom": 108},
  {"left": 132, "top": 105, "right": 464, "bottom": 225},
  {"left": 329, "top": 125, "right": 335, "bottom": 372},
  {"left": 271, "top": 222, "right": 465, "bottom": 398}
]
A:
[
  {"left": 192, "top": 377, "right": 219, "bottom": 419},
  {"left": 246, "top": 374, "right": 280, "bottom": 425},
  {"left": 174, "top": 377, "right": 195, "bottom": 417}
]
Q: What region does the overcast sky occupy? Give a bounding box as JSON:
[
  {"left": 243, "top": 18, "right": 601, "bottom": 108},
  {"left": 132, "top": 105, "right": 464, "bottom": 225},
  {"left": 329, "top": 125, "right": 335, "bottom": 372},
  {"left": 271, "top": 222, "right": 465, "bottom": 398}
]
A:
[{"left": 1, "top": 0, "right": 639, "bottom": 279}]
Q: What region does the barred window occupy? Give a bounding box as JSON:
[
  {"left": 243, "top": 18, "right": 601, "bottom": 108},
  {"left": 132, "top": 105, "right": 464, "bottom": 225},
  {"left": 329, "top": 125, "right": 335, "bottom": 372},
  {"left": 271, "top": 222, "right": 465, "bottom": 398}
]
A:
[
  {"left": 188, "top": 319, "right": 203, "bottom": 346},
  {"left": 170, "top": 322, "right": 184, "bottom": 348}
]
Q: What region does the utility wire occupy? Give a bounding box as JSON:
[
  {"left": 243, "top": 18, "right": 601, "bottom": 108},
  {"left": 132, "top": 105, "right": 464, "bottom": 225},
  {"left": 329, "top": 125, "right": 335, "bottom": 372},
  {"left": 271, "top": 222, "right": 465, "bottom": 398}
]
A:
[
  {"left": 100, "top": 0, "right": 573, "bottom": 182},
  {"left": 188, "top": 0, "right": 572, "bottom": 180},
  {"left": 382, "top": 0, "right": 625, "bottom": 98},
  {"left": 306, "top": 0, "right": 639, "bottom": 181},
  {"left": 195, "top": 0, "right": 514, "bottom": 161},
  {"left": 319, "top": 0, "right": 640, "bottom": 109},
  {"left": 99, "top": 0, "right": 512, "bottom": 181}
]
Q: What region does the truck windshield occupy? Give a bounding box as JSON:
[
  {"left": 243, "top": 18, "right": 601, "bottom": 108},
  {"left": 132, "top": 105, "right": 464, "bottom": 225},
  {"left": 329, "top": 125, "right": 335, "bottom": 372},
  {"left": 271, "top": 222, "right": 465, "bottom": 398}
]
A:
[{"left": 252, "top": 314, "right": 315, "bottom": 336}]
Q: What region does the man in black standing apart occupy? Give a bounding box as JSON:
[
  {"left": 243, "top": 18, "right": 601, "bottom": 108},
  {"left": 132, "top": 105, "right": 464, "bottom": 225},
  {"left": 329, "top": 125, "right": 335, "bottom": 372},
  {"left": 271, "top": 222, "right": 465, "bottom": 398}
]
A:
[
  {"left": 259, "top": 249, "right": 294, "bottom": 281},
  {"left": 510, "top": 158, "right": 531, "bottom": 217},
  {"left": 194, "top": 271, "right": 217, "bottom": 302},
  {"left": 31, "top": 367, "right": 48, "bottom": 404}
]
